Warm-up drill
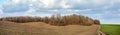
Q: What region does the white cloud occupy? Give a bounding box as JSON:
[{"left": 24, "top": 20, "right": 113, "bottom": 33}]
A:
[
  {"left": 91, "top": 0, "right": 105, "bottom": 5},
  {"left": 73, "top": 0, "right": 88, "bottom": 4},
  {"left": 3, "top": 0, "right": 112, "bottom": 10},
  {"left": 49, "top": 9, "right": 58, "bottom": 12},
  {"left": 12, "top": 0, "right": 20, "bottom": 4},
  {"left": 30, "top": 0, "right": 37, "bottom": 2},
  {"left": 0, "top": 6, "right": 3, "bottom": 14},
  {"left": 9, "top": 0, "right": 72, "bottom": 8},
  {"left": 60, "top": 0, "right": 71, "bottom": 8},
  {"left": 24, "top": 12, "right": 52, "bottom": 17},
  {"left": 41, "top": 0, "right": 55, "bottom": 8},
  {"left": 1, "top": 0, "right": 120, "bottom": 24},
  {"left": 65, "top": 9, "right": 81, "bottom": 12},
  {"left": 80, "top": 9, "right": 92, "bottom": 12},
  {"left": 49, "top": 9, "right": 92, "bottom": 13},
  {"left": 26, "top": 8, "right": 36, "bottom": 13},
  {"left": 70, "top": 0, "right": 109, "bottom": 5},
  {"left": 0, "top": 9, "right": 3, "bottom": 14},
  {"left": 49, "top": 9, "right": 80, "bottom": 12}
]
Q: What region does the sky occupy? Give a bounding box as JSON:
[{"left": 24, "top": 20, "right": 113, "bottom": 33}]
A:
[{"left": 0, "top": 0, "right": 120, "bottom": 24}]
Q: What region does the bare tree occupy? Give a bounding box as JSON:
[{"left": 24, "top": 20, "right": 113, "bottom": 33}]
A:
[{"left": 0, "top": 14, "right": 100, "bottom": 26}]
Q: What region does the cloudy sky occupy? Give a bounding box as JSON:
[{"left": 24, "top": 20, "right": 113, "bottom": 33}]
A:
[{"left": 0, "top": 0, "right": 120, "bottom": 24}]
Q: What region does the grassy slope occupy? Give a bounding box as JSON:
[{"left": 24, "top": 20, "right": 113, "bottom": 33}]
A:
[
  {"left": 101, "top": 24, "right": 120, "bottom": 35},
  {"left": 0, "top": 21, "right": 99, "bottom": 35},
  {"left": 0, "top": 29, "right": 43, "bottom": 35}
]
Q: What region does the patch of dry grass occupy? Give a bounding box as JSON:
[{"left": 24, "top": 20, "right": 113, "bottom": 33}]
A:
[{"left": 0, "top": 22, "right": 99, "bottom": 35}]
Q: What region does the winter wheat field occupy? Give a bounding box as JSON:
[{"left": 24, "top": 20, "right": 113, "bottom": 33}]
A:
[{"left": 0, "top": 0, "right": 120, "bottom": 35}]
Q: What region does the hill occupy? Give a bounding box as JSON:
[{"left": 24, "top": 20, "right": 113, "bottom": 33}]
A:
[
  {"left": 0, "top": 21, "right": 99, "bottom": 35},
  {"left": 0, "top": 14, "right": 101, "bottom": 35}
]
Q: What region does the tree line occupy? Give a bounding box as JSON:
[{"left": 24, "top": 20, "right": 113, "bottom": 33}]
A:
[{"left": 0, "top": 14, "right": 100, "bottom": 26}]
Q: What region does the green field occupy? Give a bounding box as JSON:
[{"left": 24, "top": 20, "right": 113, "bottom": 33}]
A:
[{"left": 101, "top": 24, "right": 120, "bottom": 35}]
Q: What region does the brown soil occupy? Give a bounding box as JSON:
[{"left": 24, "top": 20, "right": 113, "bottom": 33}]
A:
[{"left": 0, "top": 21, "right": 100, "bottom": 35}]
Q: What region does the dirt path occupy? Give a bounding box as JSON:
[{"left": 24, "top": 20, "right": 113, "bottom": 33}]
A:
[
  {"left": 98, "top": 31, "right": 106, "bottom": 35},
  {"left": 97, "top": 26, "right": 106, "bottom": 35},
  {"left": 0, "top": 21, "right": 101, "bottom": 35}
]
